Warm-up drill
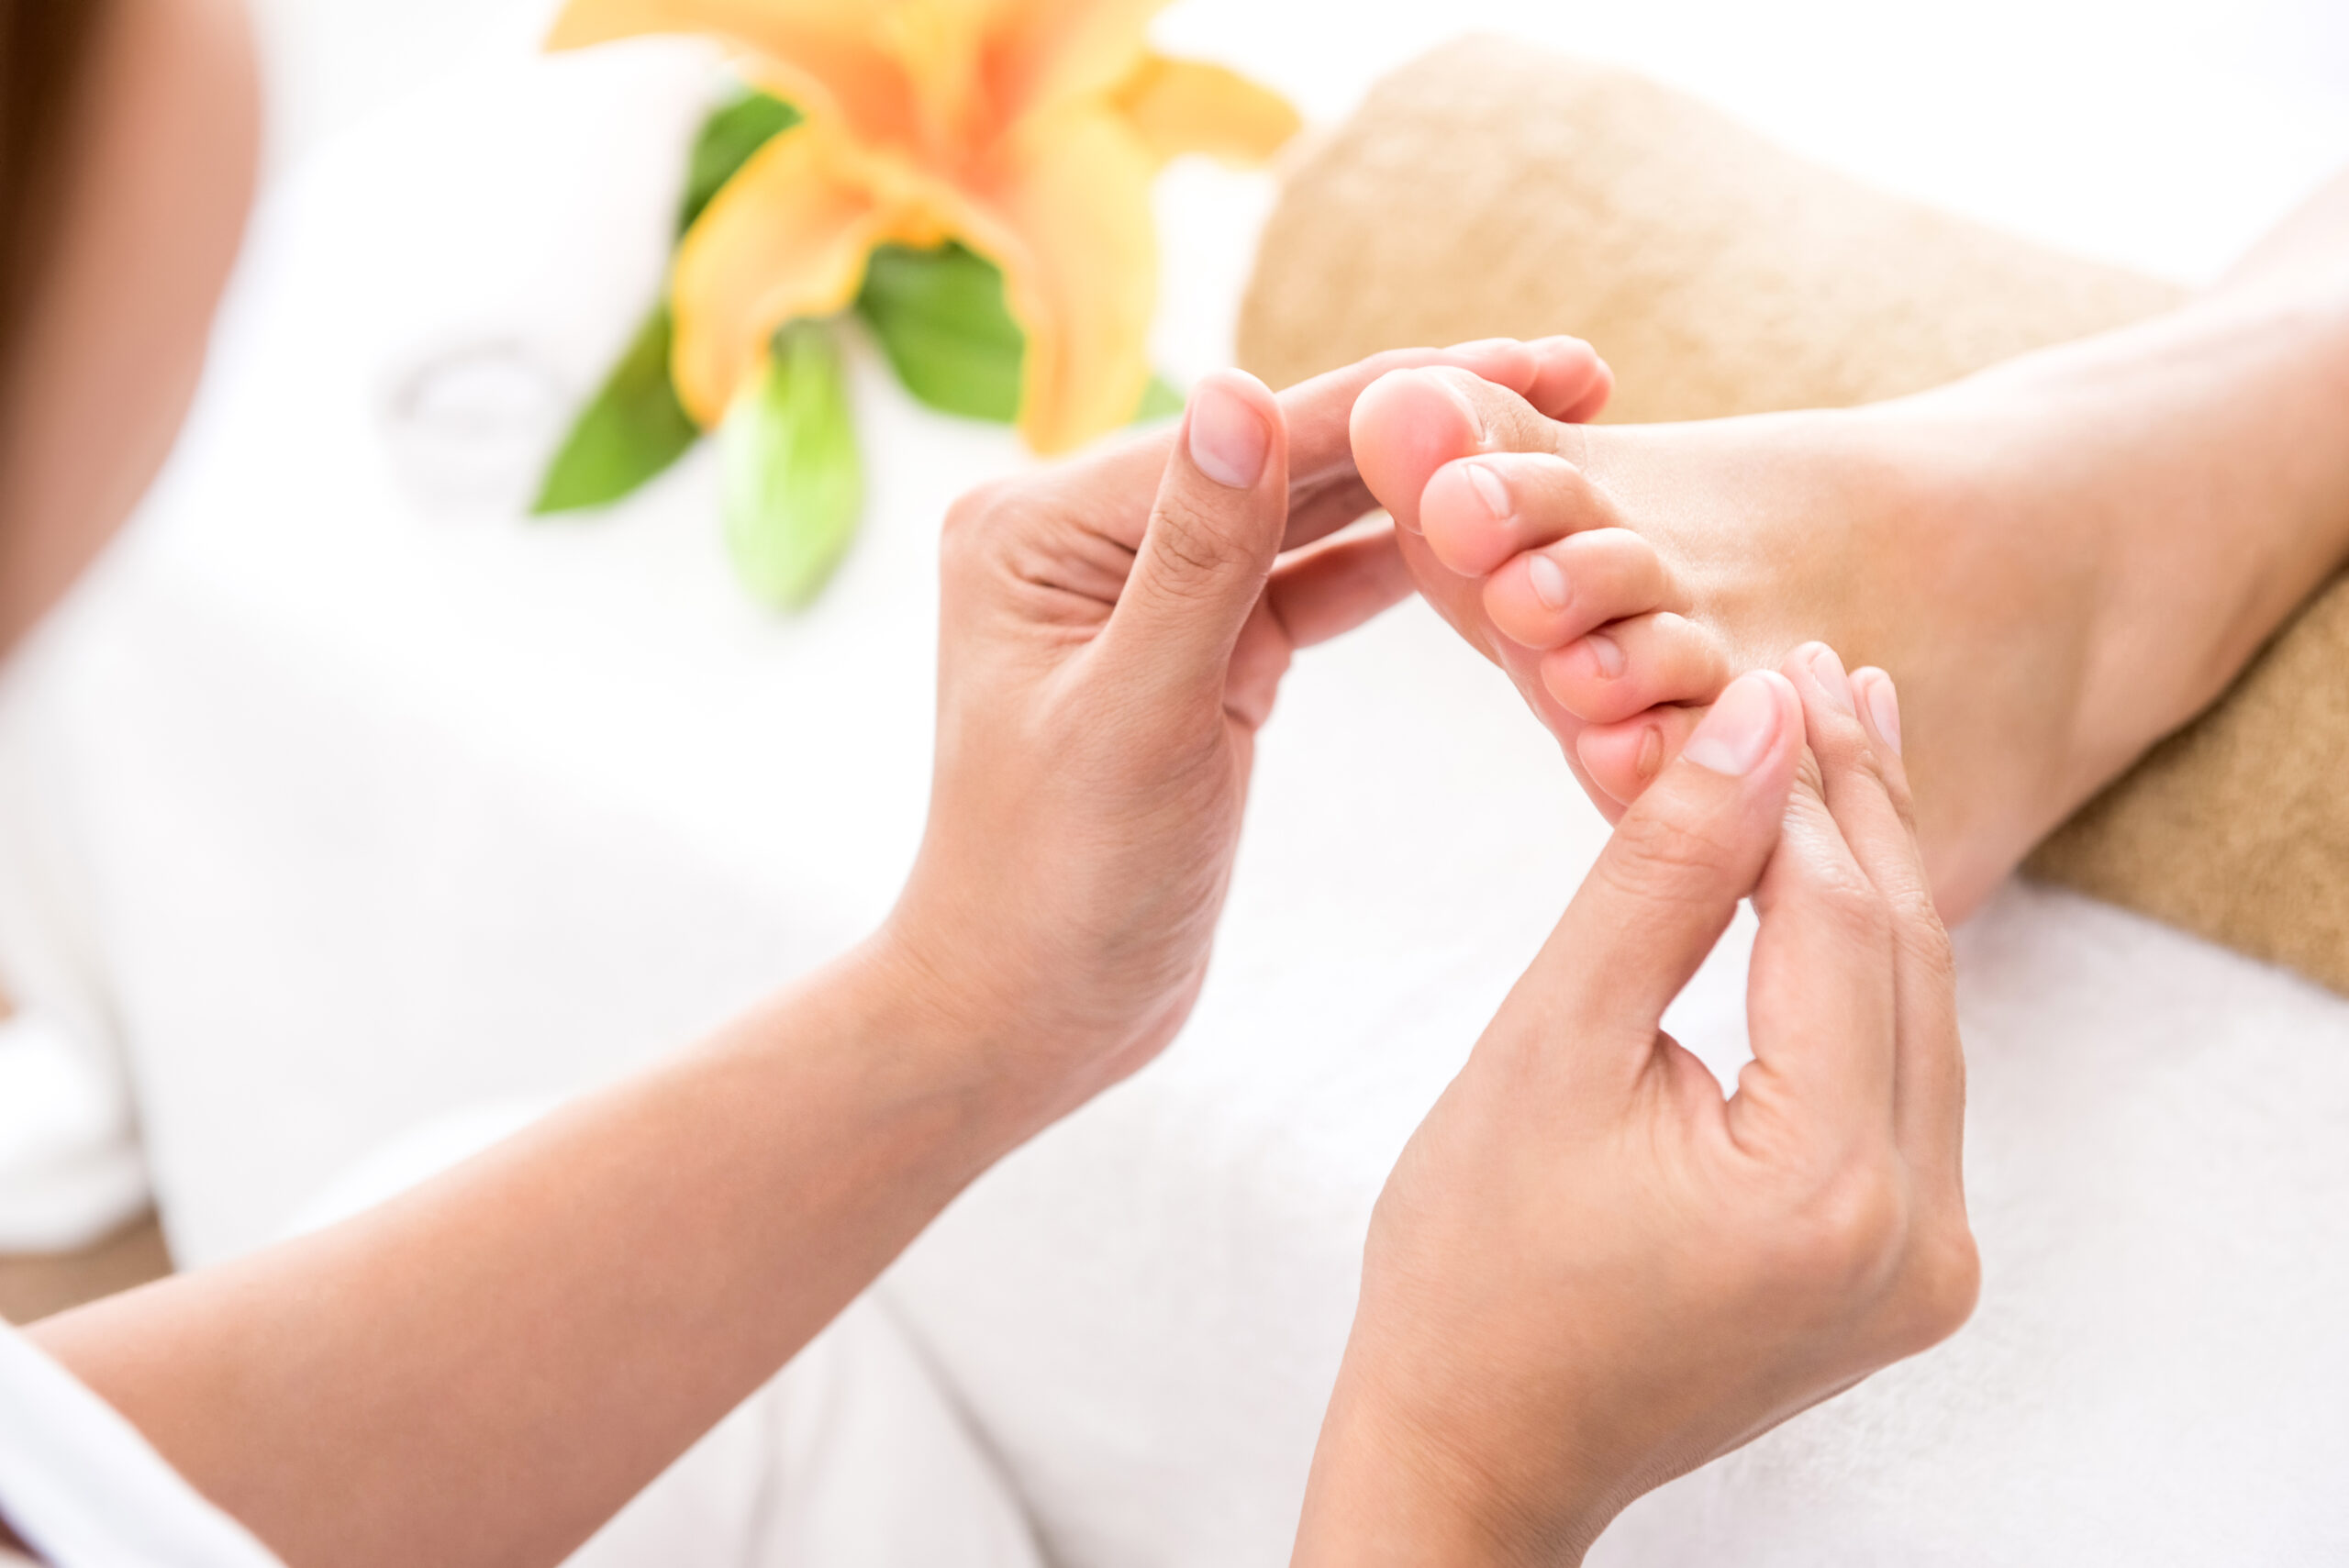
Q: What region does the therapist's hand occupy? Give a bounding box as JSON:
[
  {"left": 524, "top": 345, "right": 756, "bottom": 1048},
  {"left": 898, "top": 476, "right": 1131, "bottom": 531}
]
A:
[
  {"left": 1295, "top": 645, "right": 1979, "bottom": 1566},
  {"left": 883, "top": 339, "right": 1612, "bottom": 1129}
]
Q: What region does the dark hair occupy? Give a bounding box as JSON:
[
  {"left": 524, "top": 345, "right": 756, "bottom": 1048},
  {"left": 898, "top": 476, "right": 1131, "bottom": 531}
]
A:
[{"left": 0, "top": 0, "right": 101, "bottom": 374}]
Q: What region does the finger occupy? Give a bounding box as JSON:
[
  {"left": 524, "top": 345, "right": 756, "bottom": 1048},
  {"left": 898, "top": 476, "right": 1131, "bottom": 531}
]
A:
[
  {"left": 1096, "top": 371, "right": 1290, "bottom": 706},
  {"left": 1223, "top": 527, "right": 1413, "bottom": 730},
  {"left": 1264, "top": 523, "right": 1414, "bottom": 649},
  {"left": 1849, "top": 666, "right": 1965, "bottom": 1184},
  {"left": 1282, "top": 475, "right": 1381, "bottom": 551},
  {"left": 1730, "top": 645, "right": 1899, "bottom": 1157},
  {"left": 1030, "top": 339, "right": 1603, "bottom": 568},
  {"left": 996, "top": 340, "right": 1605, "bottom": 575},
  {"left": 1525, "top": 335, "right": 1613, "bottom": 424},
  {"left": 1492, "top": 670, "right": 1804, "bottom": 1074}
]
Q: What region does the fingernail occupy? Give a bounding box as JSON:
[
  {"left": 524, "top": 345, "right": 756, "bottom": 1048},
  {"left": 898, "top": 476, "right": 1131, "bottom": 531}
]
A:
[
  {"left": 1862, "top": 670, "right": 1903, "bottom": 756},
  {"left": 1586, "top": 630, "right": 1625, "bottom": 678},
  {"left": 1683, "top": 673, "right": 1780, "bottom": 776},
  {"left": 1463, "top": 461, "right": 1510, "bottom": 521},
  {"left": 1188, "top": 381, "right": 1270, "bottom": 489},
  {"left": 1528, "top": 552, "right": 1569, "bottom": 610},
  {"left": 1806, "top": 643, "right": 1854, "bottom": 715}
]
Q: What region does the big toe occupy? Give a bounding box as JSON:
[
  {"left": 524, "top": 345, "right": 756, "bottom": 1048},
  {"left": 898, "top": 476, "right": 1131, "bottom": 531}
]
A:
[{"left": 1350, "top": 368, "right": 1489, "bottom": 533}]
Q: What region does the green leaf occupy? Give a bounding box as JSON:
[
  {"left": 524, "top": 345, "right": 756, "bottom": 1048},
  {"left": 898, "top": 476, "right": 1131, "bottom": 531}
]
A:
[
  {"left": 855, "top": 242, "right": 1025, "bottom": 423},
  {"left": 722, "top": 320, "right": 863, "bottom": 610},
  {"left": 680, "top": 90, "right": 801, "bottom": 236},
  {"left": 1133, "top": 373, "right": 1185, "bottom": 424},
  {"left": 533, "top": 300, "right": 701, "bottom": 515}
]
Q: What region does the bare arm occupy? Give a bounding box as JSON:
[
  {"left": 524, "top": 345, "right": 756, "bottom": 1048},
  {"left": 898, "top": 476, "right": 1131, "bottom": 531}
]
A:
[
  {"left": 32, "top": 944, "right": 1026, "bottom": 1567},
  {"left": 0, "top": 0, "right": 258, "bottom": 658}
]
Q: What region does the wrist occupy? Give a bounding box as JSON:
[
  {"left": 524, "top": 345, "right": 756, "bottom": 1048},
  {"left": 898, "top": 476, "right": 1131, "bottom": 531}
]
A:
[
  {"left": 1296, "top": 1351, "right": 1613, "bottom": 1568},
  {"left": 845, "top": 916, "right": 1077, "bottom": 1155}
]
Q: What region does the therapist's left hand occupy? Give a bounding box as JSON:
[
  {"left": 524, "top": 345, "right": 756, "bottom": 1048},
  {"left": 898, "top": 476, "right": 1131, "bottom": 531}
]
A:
[{"left": 882, "top": 339, "right": 1612, "bottom": 1129}]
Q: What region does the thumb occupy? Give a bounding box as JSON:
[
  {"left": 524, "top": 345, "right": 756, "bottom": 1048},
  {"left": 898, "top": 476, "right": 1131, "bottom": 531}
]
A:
[
  {"left": 1097, "top": 371, "right": 1290, "bottom": 705},
  {"left": 1497, "top": 671, "right": 1805, "bottom": 1058}
]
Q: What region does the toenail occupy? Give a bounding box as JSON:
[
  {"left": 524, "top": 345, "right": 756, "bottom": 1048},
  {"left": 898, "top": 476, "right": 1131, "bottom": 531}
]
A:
[
  {"left": 1586, "top": 631, "right": 1625, "bottom": 679},
  {"left": 1635, "top": 724, "right": 1664, "bottom": 782},
  {"left": 1806, "top": 644, "right": 1854, "bottom": 715},
  {"left": 1527, "top": 552, "right": 1569, "bottom": 610},
  {"left": 1464, "top": 461, "right": 1511, "bottom": 521},
  {"left": 1430, "top": 372, "right": 1488, "bottom": 441}
]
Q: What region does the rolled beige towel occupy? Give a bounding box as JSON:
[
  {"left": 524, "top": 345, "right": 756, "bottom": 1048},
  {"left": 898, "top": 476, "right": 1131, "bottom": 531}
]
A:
[{"left": 1240, "top": 37, "right": 2349, "bottom": 995}]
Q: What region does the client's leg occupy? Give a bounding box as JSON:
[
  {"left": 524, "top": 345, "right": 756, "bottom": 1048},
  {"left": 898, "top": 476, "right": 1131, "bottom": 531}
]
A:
[{"left": 1353, "top": 169, "right": 2349, "bottom": 917}]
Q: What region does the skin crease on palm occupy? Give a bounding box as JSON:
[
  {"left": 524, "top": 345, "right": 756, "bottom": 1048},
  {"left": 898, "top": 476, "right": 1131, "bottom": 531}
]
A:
[{"left": 1349, "top": 169, "right": 2349, "bottom": 923}]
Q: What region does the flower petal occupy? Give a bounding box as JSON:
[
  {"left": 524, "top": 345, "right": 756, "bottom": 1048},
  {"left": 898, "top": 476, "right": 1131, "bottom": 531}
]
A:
[
  {"left": 953, "top": 107, "right": 1159, "bottom": 453},
  {"left": 546, "top": 0, "right": 917, "bottom": 150},
  {"left": 983, "top": 0, "right": 1172, "bottom": 123},
  {"left": 670, "top": 127, "right": 897, "bottom": 426},
  {"left": 1112, "top": 55, "right": 1299, "bottom": 167}
]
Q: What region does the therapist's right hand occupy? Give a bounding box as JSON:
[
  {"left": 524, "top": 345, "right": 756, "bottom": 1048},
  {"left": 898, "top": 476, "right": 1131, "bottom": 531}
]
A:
[{"left": 1295, "top": 644, "right": 1979, "bottom": 1566}]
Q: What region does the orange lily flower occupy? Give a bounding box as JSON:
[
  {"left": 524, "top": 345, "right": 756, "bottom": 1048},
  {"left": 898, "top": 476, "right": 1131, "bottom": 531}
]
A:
[{"left": 548, "top": 0, "right": 1300, "bottom": 453}]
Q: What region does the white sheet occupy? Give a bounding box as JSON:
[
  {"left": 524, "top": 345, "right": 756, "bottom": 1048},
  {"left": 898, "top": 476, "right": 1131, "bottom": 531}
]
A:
[
  {"left": 0, "top": 1324, "right": 284, "bottom": 1568},
  {"left": 7, "top": 2, "right": 2349, "bottom": 1562}
]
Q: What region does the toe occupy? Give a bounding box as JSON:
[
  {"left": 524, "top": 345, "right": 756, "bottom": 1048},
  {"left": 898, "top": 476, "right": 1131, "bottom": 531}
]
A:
[
  {"left": 1350, "top": 366, "right": 1573, "bottom": 534},
  {"left": 1483, "top": 527, "right": 1671, "bottom": 651},
  {"left": 1539, "top": 611, "right": 1731, "bottom": 725},
  {"left": 1419, "top": 451, "right": 1619, "bottom": 577},
  {"left": 1577, "top": 705, "right": 1708, "bottom": 806},
  {"left": 1351, "top": 369, "right": 1479, "bottom": 534}
]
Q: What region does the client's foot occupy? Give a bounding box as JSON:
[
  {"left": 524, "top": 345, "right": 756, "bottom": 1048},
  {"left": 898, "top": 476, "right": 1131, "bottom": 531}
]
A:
[{"left": 1353, "top": 284, "right": 2349, "bottom": 917}]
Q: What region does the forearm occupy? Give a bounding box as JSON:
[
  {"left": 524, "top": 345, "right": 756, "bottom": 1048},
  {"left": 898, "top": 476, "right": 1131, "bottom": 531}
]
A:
[{"left": 30, "top": 932, "right": 1035, "bottom": 1568}]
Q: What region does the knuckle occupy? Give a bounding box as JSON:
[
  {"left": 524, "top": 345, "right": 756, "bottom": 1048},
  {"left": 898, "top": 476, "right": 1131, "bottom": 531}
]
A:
[
  {"left": 940, "top": 481, "right": 1021, "bottom": 573},
  {"left": 1890, "top": 890, "right": 1956, "bottom": 976},
  {"left": 1606, "top": 792, "right": 1746, "bottom": 891},
  {"left": 1891, "top": 1219, "right": 1983, "bottom": 1351},
  {"left": 1148, "top": 500, "right": 1251, "bottom": 597},
  {"left": 1806, "top": 699, "right": 1871, "bottom": 769},
  {"left": 1872, "top": 743, "right": 1921, "bottom": 821},
  {"left": 1363, "top": 346, "right": 1436, "bottom": 378},
  {"left": 941, "top": 479, "right": 1014, "bottom": 545},
  {"left": 938, "top": 482, "right": 1020, "bottom": 595},
  {"left": 1799, "top": 854, "right": 1893, "bottom": 946},
  {"left": 1770, "top": 1162, "right": 1908, "bottom": 1296},
  {"left": 1790, "top": 746, "right": 1828, "bottom": 806}
]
